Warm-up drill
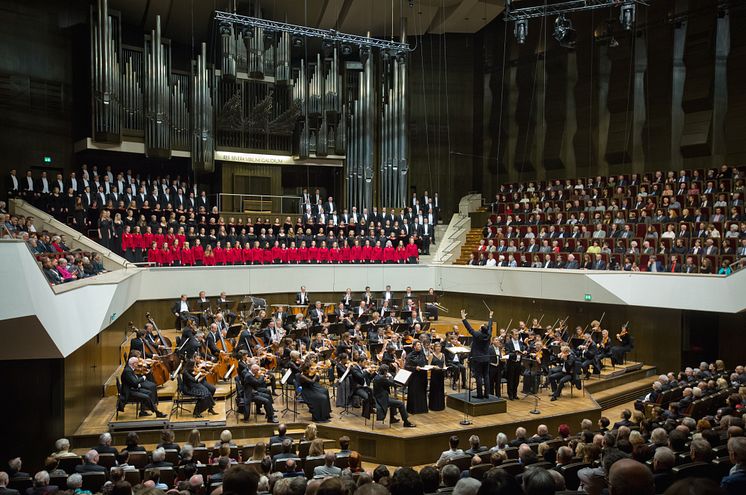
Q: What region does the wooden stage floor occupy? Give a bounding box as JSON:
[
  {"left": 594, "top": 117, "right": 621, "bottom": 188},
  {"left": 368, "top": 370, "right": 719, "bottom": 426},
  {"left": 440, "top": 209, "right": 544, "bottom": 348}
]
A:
[{"left": 77, "top": 317, "right": 650, "bottom": 466}]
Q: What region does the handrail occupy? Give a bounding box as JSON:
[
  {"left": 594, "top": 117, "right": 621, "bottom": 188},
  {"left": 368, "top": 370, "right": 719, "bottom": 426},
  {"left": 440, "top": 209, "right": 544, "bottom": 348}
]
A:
[{"left": 213, "top": 193, "right": 303, "bottom": 214}]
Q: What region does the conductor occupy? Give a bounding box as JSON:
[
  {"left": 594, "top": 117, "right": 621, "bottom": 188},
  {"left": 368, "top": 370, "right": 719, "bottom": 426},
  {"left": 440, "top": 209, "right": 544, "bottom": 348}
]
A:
[{"left": 461, "top": 308, "right": 493, "bottom": 399}]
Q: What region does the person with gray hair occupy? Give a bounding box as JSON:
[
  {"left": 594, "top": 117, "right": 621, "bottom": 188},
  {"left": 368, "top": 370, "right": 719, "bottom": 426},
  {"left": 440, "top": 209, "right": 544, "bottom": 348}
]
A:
[
  {"left": 94, "top": 432, "right": 118, "bottom": 455},
  {"left": 29, "top": 471, "right": 51, "bottom": 495},
  {"left": 145, "top": 447, "right": 172, "bottom": 469},
  {"left": 465, "top": 435, "right": 484, "bottom": 455},
  {"left": 0, "top": 472, "right": 18, "bottom": 495},
  {"left": 75, "top": 450, "right": 106, "bottom": 473},
  {"left": 66, "top": 473, "right": 83, "bottom": 491},
  {"left": 53, "top": 439, "right": 76, "bottom": 459},
  {"left": 7, "top": 458, "right": 28, "bottom": 479},
  {"left": 650, "top": 428, "right": 668, "bottom": 447},
  {"left": 490, "top": 433, "right": 509, "bottom": 452},
  {"left": 721, "top": 436, "right": 746, "bottom": 495},
  {"left": 440, "top": 464, "right": 460, "bottom": 492},
  {"left": 452, "top": 477, "right": 480, "bottom": 495},
  {"left": 652, "top": 447, "right": 675, "bottom": 493},
  {"left": 556, "top": 446, "right": 574, "bottom": 468},
  {"left": 689, "top": 437, "right": 713, "bottom": 463}
]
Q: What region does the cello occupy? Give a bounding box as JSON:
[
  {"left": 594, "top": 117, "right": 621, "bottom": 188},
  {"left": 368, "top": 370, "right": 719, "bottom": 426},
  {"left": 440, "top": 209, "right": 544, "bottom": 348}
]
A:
[{"left": 129, "top": 322, "right": 170, "bottom": 386}]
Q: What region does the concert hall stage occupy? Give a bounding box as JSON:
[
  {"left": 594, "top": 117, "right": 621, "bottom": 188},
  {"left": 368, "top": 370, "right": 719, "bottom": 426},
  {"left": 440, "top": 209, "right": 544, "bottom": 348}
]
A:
[{"left": 73, "top": 357, "right": 655, "bottom": 466}]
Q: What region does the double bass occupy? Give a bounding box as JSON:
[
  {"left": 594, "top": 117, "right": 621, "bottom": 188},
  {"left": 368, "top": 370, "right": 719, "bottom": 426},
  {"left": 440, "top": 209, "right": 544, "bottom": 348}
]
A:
[
  {"left": 146, "top": 312, "right": 180, "bottom": 372},
  {"left": 212, "top": 326, "right": 239, "bottom": 381}
]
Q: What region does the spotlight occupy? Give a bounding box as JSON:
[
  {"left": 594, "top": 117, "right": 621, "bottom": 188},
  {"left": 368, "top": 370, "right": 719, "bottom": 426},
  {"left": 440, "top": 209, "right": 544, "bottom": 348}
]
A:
[
  {"left": 322, "top": 38, "right": 335, "bottom": 55},
  {"left": 219, "top": 21, "right": 233, "bottom": 36},
  {"left": 263, "top": 29, "right": 275, "bottom": 42},
  {"left": 620, "top": 1, "right": 636, "bottom": 30},
  {"left": 241, "top": 27, "right": 254, "bottom": 40},
  {"left": 514, "top": 19, "right": 528, "bottom": 44},
  {"left": 341, "top": 44, "right": 353, "bottom": 56},
  {"left": 553, "top": 14, "right": 577, "bottom": 48},
  {"left": 359, "top": 45, "right": 370, "bottom": 63},
  {"left": 292, "top": 35, "right": 304, "bottom": 48}
]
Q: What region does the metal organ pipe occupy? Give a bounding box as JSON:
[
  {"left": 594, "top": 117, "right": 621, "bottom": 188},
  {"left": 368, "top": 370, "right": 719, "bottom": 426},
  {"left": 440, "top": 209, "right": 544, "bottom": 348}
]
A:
[
  {"left": 91, "top": 0, "right": 121, "bottom": 142},
  {"left": 144, "top": 15, "right": 171, "bottom": 158},
  {"left": 192, "top": 42, "right": 214, "bottom": 173}
]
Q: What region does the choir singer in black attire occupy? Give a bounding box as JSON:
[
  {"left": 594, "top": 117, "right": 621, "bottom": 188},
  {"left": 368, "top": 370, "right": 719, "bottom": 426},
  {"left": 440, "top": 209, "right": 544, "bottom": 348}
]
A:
[
  {"left": 405, "top": 341, "right": 429, "bottom": 414},
  {"left": 461, "top": 308, "right": 493, "bottom": 399}
]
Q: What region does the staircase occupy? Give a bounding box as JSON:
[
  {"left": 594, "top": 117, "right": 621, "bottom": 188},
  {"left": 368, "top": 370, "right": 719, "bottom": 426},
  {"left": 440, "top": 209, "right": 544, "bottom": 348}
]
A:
[{"left": 454, "top": 228, "right": 483, "bottom": 264}]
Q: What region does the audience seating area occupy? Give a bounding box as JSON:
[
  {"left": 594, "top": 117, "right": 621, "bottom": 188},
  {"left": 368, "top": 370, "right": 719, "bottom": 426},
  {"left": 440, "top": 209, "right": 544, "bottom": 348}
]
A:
[
  {"left": 458, "top": 166, "right": 746, "bottom": 275},
  {"left": 1, "top": 211, "right": 107, "bottom": 285},
  {"left": 2, "top": 360, "right": 744, "bottom": 495}
]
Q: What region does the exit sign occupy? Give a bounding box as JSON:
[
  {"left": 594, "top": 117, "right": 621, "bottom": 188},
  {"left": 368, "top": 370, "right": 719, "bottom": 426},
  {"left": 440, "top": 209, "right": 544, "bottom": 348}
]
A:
[
  {"left": 43, "top": 156, "right": 52, "bottom": 164},
  {"left": 584, "top": 293, "right": 592, "bottom": 301}
]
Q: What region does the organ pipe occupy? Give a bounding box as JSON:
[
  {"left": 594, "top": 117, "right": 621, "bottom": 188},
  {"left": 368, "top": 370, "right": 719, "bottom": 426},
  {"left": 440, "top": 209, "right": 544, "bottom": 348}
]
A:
[
  {"left": 192, "top": 42, "right": 215, "bottom": 173},
  {"left": 144, "top": 15, "right": 171, "bottom": 158},
  {"left": 90, "top": 0, "right": 121, "bottom": 143}
]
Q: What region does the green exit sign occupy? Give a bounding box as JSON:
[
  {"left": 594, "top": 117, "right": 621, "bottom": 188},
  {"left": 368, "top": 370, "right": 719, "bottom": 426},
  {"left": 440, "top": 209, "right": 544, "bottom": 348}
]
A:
[
  {"left": 584, "top": 293, "right": 592, "bottom": 301},
  {"left": 43, "top": 156, "right": 52, "bottom": 164}
]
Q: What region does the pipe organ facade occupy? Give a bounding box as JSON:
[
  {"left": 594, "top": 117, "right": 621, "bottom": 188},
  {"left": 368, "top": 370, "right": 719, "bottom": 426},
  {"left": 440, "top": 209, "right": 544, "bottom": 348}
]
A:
[{"left": 89, "top": 0, "right": 410, "bottom": 209}]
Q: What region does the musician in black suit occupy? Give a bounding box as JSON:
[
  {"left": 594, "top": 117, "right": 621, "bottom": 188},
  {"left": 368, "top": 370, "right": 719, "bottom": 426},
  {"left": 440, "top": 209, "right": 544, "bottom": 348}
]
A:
[
  {"left": 205, "top": 323, "right": 222, "bottom": 359},
  {"left": 241, "top": 363, "right": 278, "bottom": 423},
  {"left": 349, "top": 357, "right": 374, "bottom": 412},
  {"left": 579, "top": 333, "right": 601, "bottom": 377},
  {"left": 504, "top": 328, "right": 527, "bottom": 400},
  {"left": 179, "top": 361, "right": 217, "bottom": 418},
  {"left": 487, "top": 336, "right": 504, "bottom": 398},
  {"left": 295, "top": 286, "right": 310, "bottom": 306},
  {"left": 309, "top": 301, "right": 325, "bottom": 324},
  {"left": 172, "top": 294, "right": 192, "bottom": 330},
  {"left": 461, "top": 308, "right": 493, "bottom": 399},
  {"left": 120, "top": 357, "right": 166, "bottom": 417},
  {"left": 179, "top": 324, "right": 201, "bottom": 357},
  {"left": 548, "top": 346, "right": 578, "bottom": 401},
  {"left": 372, "top": 365, "right": 415, "bottom": 427}
]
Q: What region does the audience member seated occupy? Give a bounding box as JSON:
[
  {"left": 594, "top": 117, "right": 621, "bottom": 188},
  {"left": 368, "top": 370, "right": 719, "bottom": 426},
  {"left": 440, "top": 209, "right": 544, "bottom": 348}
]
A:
[
  {"left": 75, "top": 451, "right": 106, "bottom": 474},
  {"left": 313, "top": 453, "right": 342, "bottom": 478}
]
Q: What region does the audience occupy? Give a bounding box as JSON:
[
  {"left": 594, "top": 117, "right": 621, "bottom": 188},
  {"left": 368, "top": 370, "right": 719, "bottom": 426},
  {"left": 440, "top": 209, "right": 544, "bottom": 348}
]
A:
[{"left": 472, "top": 166, "right": 746, "bottom": 274}]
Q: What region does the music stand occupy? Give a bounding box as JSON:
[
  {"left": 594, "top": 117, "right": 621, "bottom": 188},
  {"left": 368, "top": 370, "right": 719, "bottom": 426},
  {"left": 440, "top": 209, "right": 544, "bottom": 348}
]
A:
[
  {"left": 226, "top": 324, "right": 242, "bottom": 339},
  {"left": 521, "top": 358, "right": 542, "bottom": 414},
  {"left": 338, "top": 366, "right": 354, "bottom": 417},
  {"left": 279, "top": 368, "right": 297, "bottom": 421},
  {"left": 327, "top": 323, "right": 345, "bottom": 336}
]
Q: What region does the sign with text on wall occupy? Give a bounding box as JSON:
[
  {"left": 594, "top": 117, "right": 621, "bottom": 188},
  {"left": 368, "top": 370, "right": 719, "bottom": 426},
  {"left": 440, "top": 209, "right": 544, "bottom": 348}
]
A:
[{"left": 214, "top": 150, "right": 344, "bottom": 167}]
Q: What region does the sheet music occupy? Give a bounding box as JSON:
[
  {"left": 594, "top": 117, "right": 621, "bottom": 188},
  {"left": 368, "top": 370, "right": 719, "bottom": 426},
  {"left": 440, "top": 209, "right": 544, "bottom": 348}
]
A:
[
  {"left": 281, "top": 368, "right": 293, "bottom": 385},
  {"left": 394, "top": 368, "right": 412, "bottom": 385},
  {"left": 445, "top": 346, "right": 471, "bottom": 354},
  {"left": 340, "top": 366, "right": 351, "bottom": 382},
  {"left": 419, "top": 365, "right": 443, "bottom": 371}
]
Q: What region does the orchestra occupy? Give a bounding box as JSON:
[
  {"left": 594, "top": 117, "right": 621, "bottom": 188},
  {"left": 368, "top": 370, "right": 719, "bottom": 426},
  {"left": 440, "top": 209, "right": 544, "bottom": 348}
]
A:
[{"left": 122, "top": 287, "right": 634, "bottom": 423}]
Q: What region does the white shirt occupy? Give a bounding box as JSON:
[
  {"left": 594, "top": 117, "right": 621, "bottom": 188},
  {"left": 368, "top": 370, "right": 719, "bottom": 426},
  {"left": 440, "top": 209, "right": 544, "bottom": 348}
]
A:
[
  {"left": 10, "top": 174, "right": 18, "bottom": 190},
  {"left": 179, "top": 301, "right": 189, "bottom": 312},
  {"left": 41, "top": 177, "right": 49, "bottom": 193}
]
